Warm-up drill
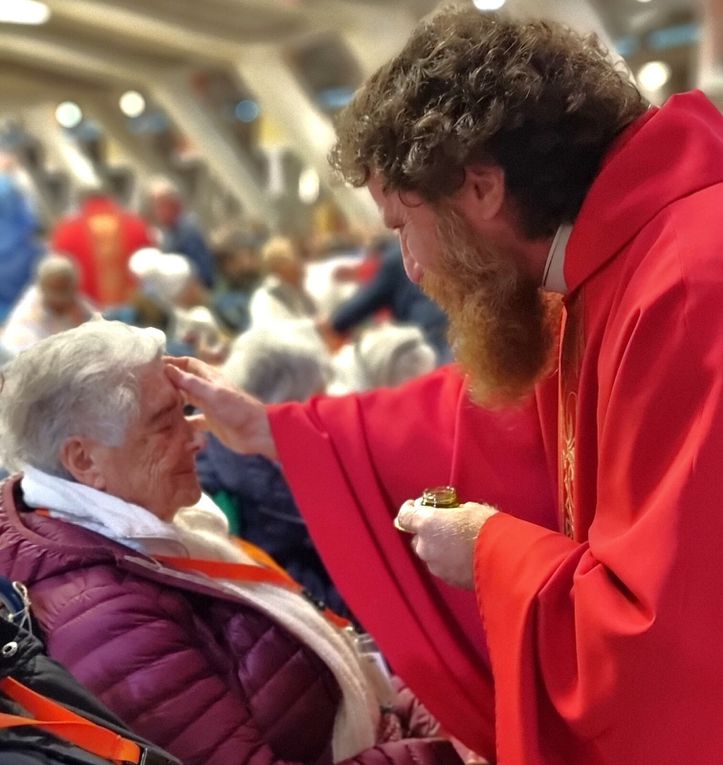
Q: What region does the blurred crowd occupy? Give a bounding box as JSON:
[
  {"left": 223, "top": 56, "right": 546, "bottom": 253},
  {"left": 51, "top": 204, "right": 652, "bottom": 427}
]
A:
[
  {"left": 0, "top": 149, "right": 449, "bottom": 379},
  {"left": 0, "top": 147, "right": 451, "bottom": 624}
]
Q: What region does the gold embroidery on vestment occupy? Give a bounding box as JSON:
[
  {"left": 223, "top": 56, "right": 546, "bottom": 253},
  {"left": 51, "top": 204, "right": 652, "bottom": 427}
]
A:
[{"left": 558, "top": 298, "right": 585, "bottom": 540}]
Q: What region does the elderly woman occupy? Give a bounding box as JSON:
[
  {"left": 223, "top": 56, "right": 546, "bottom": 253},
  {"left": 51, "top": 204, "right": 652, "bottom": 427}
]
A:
[{"left": 0, "top": 321, "right": 460, "bottom": 765}]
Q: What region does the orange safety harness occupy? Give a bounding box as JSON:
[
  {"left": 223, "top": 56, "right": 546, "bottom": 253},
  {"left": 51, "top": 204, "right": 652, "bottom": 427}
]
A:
[
  {"left": 3, "top": 512, "right": 347, "bottom": 762},
  {"left": 34, "top": 509, "right": 351, "bottom": 630},
  {"left": 156, "top": 539, "right": 353, "bottom": 631},
  {"left": 0, "top": 676, "right": 150, "bottom": 763},
  {"left": 35, "top": 507, "right": 353, "bottom": 629}
]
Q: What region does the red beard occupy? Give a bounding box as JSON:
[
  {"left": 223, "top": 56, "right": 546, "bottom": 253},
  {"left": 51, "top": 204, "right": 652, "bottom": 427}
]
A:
[{"left": 421, "top": 207, "right": 561, "bottom": 407}]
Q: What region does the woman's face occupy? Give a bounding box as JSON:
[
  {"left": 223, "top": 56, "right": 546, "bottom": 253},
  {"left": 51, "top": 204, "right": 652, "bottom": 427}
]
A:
[{"left": 88, "top": 359, "right": 205, "bottom": 520}]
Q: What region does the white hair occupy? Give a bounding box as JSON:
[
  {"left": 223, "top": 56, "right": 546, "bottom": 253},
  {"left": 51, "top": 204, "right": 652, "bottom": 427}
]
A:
[
  {"left": 331, "top": 323, "right": 437, "bottom": 393},
  {"left": 129, "top": 248, "right": 193, "bottom": 304},
  {"left": 0, "top": 320, "right": 165, "bottom": 477},
  {"left": 223, "top": 321, "right": 331, "bottom": 404},
  {"left": 36, "top": 254, "right": 78, "bottom": 283},
  {"left": 144, "top": 175, "right": 181, "bottom": 200}
]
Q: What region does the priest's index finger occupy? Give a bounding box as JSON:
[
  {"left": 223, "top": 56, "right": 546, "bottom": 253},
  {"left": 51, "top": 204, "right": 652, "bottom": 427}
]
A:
[
  {"left": 165, "top": 354, "right": 217, "bottom": 381},
  {"left": 165, "top": 363, "right": 215, "bottom": 408}
]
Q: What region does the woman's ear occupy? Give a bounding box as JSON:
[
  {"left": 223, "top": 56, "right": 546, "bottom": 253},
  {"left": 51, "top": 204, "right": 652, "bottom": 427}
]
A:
[
  {"left": 58, "top": 437, "right": 107, "bottom": 490},
  {"left": 459, "top": 165, "right": 506, "bottom": 221}
]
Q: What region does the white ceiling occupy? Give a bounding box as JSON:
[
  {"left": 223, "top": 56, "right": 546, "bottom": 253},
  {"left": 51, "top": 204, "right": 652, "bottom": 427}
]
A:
[{"left": 0, "top": 0, "right": 699, "bottom": 96}]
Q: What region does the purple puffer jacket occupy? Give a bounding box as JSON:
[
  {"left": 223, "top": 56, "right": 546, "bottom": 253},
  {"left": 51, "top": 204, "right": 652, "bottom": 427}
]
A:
[{"left": 0, "top": 478, "right": 462, "bottom": 765}]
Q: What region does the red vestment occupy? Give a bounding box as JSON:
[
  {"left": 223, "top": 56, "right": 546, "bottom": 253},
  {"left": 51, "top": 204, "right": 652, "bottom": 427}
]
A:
[
  {"left": 475, "top": 91, "right": 723, "bottom": 763},
  {"left": 52, "top": 196, "right": 152, "bottom": 306},
  {"left": 270, "top": 367, "right": 557, "bottom": 756},
  {"left": 271, "top": 91, "right": 723, "bottom": 762}
]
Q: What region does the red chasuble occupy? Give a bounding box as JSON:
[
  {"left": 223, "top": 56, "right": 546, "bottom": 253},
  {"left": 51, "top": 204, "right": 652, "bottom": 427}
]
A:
[
  {"left": 476, "top": 90, "right": 723, "bottom": 763},
  {"left": 273, "top": 90, "right": 723, "bottom": 763},
  {"left": 270, "top": 366, "right": 557, "bottom": 757},
  {"left": 52, "top": 197, "right": 152, "bottom": 307}
]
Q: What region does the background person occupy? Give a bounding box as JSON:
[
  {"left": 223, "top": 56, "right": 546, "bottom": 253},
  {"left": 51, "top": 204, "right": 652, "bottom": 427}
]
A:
[
  {"left": 124, "top": 247, "right": 226, "bottom": 361},
  {"left": 328, "top": 323, "right": 437, "bottom": 395},
  {"left": 51, "top": 185, "right": 153, "bottom": 308},
  {"left": 196, "top": 321, "right": 356, "bottom": 620},
  {"left": 323, "top": 240, "right": 450, "bottom": 364},
  {"left": 143, "top": 175, "right": 216, "bottom": 288},
  {"left": 0, "top": 151, "right": 44, "bottom": 323},
  {"left": 1, "top": 254, "right": 96, "bottom": 354},
  {"left": 249, "top": 236, "right": 317, "bottom": 328},
  {"left": 209, "top": 225, "right": 263, "bottom": 333}
]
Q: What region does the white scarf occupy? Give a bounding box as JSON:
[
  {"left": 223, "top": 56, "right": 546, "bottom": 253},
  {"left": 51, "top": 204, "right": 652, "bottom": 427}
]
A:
[{"left": 21, "top": 466, "right": 379, "bottom": 761}]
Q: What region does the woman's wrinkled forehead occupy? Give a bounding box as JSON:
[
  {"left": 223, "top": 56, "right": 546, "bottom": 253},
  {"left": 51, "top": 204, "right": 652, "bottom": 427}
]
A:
[{"left": 134, "top": 360, "right": 181, "bottom": 425}]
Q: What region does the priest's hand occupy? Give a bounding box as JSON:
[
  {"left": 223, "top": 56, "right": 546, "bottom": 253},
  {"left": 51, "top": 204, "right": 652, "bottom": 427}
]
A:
[
  {"left": 394, "top": 500, "right": 499, "bottom": 589},
  {"left": 165, "top": 356, "right": 278, "bottom": 460}
]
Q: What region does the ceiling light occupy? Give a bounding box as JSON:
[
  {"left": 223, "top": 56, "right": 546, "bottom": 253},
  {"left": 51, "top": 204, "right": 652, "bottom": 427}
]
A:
[
  {"left": 637, "top": 60, "right": 671, "bottom": 92},
  {"left": 473, "top": 0, "right": 506, "bottom": 10},
  {"left": 234, "top": 99, "right": 260, "bottom": 123},
  {"left": 298, "top": 167, "right": 320, "bottom": 205},
  {"left": 55, "top": 101, "right": 83, "bottom": 129},
  {"left": 119, "top": 90, "right": 146, "bottom": 118},
  {"left": 0, "top": 0, "right": 50, "bottom": 25},
  {"left": 636, "top": 0, "right": 653, "bottom": 4}
]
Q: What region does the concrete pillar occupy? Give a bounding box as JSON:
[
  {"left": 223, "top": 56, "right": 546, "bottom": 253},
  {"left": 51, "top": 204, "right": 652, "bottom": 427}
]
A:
[
  {"left": 234, "top": 50, "right": 380, "bottom": 228},
  {"left": 696, "top": 0, "right": 723, "bottom": 107},
  {"left": 22, "top": 103, "right": 100, "bottom": 190},
  {"left": 149, "top": 70, "right": 269, "bottom": 223},
  {"left": 342, "top": 6, "right": 415, "bottom": 78},
  {"left": 0, "top": 32, "right": 269, "bottom": 222},
  {"left": 84, "top": 98, "right": 179, "bottom": 208}
]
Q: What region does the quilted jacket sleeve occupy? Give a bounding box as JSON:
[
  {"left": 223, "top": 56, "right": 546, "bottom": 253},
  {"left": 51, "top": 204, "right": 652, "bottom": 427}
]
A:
[
  {"left": 34, "top": 569, "right": 336, "bottom": 765},
  {"left": 338, "top": 739, "right": 463, "bottom": 765},
  {"left": 336, "top": 678, "right": 464, "bottom": 765}
]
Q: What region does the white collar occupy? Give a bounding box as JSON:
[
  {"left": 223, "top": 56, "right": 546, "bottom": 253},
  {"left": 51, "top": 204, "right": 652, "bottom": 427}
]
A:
[{"left": 541, "top": 223, "right": 572, "bottom": 294}]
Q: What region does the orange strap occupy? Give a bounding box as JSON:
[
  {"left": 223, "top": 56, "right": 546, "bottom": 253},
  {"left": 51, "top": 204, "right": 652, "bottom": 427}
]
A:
[
  {"left": 0, "top": 677, "right": 142, "bottom": 763},
  {"left": 234, "top": 538, "right": 290, "bottom": 576},
  {"left": 32, "top": 507, "right": 350, "bottom": 630},
  {"left": 155, "top": 552, "right": 352, "bottom": 630}
]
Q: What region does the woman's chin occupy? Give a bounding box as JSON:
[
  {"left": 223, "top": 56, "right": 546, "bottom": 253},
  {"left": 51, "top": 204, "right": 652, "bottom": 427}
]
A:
[{"left": 158, "top": 485, "right": 203, "bottom": 522}]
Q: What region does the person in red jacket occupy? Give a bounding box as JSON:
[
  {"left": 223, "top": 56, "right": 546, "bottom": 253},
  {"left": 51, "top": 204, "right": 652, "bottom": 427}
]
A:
[
  {"left": 167, "top": 7, "right": 723, "bottom": 764},
  {"left": 52, "top": 188, "right": 153, "bottom": 307}
]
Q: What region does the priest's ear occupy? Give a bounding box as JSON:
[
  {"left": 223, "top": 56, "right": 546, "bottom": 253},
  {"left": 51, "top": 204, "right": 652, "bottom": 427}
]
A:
[
  {"left": 456, "top": 165, "right": 506, "bottom": 222},
  {"left": 58, "top": 436, "right": 108, "bottom": 491}
]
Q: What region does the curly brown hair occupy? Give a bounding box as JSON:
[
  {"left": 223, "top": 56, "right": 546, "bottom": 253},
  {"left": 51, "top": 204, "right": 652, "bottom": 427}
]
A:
[{"left": 330, "top": 5, "right": 648, "bottom": 238}]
